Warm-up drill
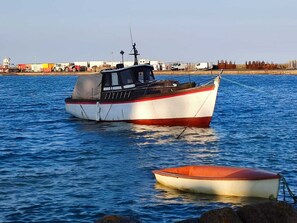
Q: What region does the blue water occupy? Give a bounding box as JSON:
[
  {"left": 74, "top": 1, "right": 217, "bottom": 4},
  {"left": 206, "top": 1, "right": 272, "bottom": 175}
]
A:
[{"left": 0, "top": 74, "right": 296, "bottom": 223}]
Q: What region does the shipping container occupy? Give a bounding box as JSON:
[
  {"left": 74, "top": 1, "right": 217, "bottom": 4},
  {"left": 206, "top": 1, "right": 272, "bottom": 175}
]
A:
[
  {"left": 42, "top": 63, "right": 54, "bottom": 69},
  {"left": 43, "top": 68, "right": 52, "bottom": 72},
  {"left": 31, "top": 64, "right": 43, "bottom": 72},
  {"left": 18, "top": 64, "right": 27, "bottom": 71}
]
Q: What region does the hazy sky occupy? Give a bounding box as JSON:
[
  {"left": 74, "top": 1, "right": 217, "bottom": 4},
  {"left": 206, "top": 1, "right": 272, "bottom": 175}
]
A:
[{"left": 1, "top": 0, "right": 297, "bottom": 64}]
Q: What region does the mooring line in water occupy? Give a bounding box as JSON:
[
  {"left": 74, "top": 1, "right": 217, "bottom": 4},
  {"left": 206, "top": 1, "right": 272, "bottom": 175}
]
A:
[
  {"left": 176, "top": 127, "right": 188, "bottom": 140},
  {"left": 176, "top": 72, "right": 222, "bottom": 140},
  {"left": 176, "top": 89, "right": 213, "bottom": 139},
  {"left": 279, "top": 174, "right": 297, "bottom": 204},
  {"left": 221, "top": 76, "right": 267, "bottom": 94}
]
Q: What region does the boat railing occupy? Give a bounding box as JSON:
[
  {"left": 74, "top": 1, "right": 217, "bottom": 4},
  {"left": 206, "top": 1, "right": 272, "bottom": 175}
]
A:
[
  {"left": 101, "top": 76, "right": 218, "bottom": 101},
  {"left": 103, "top": 90, "right": 131, "bottom": 100},
  {"left": 196, "top": 75, "right": 219, "bottom": 87},
  {"left": 102, "top": 84, "right": 177, "bottom": 101}
]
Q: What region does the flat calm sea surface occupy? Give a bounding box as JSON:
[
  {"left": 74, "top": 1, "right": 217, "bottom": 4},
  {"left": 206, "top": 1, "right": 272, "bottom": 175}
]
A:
[{"left": 0, "top": 74, "right": 296, "bottom": 222}]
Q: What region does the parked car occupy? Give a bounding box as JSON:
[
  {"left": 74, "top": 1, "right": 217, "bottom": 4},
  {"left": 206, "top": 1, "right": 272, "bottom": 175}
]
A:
[
  {"left": 52, "top": 64, "right": 67, "bottom": 72},
  {"left": 65, "top": 63, "right": 81, "bottom": 72},
  {"left": 171, "top": 63, "right": 187, "bottom": 70}
]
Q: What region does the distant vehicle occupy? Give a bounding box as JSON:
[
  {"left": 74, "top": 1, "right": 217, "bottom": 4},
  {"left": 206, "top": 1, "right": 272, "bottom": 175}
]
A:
[
  {"left": 65, "top": 63, "right": 81, "bottom": 72},
  {"left": 171, "top": 63, "right": 187, "bottom": 70},
  {"left": 195, "top": 62, "right": 213, "bottom": 70},
  {"left": 52, "top": 64, "right": 67, "bottom": 72},
  {"left": 139, "top": 59, "right": 150, "bottom": 64}
]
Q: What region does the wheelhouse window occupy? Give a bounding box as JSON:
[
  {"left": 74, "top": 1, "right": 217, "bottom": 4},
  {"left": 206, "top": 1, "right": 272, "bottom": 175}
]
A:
[
  {"left": 138, "top": 72, "right": 144, "bottom": 83},
  {"left": 103, "top": 74, "right": 111, "bottom": 87},
  {"left": 144, "top": 69, "right": 154, "bottom": 81},
  {"left": 103, "top": 72, "right": 122, "bottom": 90},
  {"left": 136, "top": 67, "right": 154, "bottom": 82},
  {"left": 103, "top": 66, "right": 155, "bottom": 90},
  {"left": 111, "top": 72, "right": 119, "bottom": 86},
  {"left": 119, "top": 70, "right": 134, "bottom": 85}
]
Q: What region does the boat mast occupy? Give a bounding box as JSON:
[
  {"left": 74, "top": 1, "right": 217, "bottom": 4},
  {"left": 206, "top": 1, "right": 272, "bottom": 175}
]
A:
[
  {"left": 130, "top": 43, "right": 140, "bottom": 65},
  {"left": 129, "top": 27, "right": 139, "bottom": 65}
]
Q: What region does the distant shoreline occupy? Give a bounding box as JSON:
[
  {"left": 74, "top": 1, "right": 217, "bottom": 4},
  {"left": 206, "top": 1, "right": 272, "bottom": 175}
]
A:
[
  {"left": 1, "top": 69, "right": 297, "bottom": 76},
  {"left": 156, "top": 69, "right": 297, "bottom": 75}
]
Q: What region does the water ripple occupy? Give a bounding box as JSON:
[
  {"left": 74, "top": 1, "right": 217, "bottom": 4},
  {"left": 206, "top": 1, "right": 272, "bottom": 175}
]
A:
[{"left": 0, "top": 75, "right": 296, "bottom": 222}]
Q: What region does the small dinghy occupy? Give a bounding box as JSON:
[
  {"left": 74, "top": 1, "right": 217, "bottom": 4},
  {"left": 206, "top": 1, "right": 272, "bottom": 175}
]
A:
[{"left": 153, "top": 165, "right": 280, "bottom": 199}]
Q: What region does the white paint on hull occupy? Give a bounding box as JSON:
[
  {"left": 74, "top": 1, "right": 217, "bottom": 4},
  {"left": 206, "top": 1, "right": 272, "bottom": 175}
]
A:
[
  {"left": 65, "top": 77, "right": 220, "bottom": 124},
  {"left": 154, "top": 173, "right": 280, "bottom": 199}
]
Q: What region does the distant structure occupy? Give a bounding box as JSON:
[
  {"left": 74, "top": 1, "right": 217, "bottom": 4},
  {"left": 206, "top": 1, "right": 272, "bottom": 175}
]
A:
[
  {"left": 217, "top": 60, "right": 236, "bottom": 69},
  {"left": 288, "top": 60, "right": 297, "bottom": 69},
  {"left": 245, "top": 61, "right": 277, "bottom": 70},
  {"left": 0, "top": 57, "right": 19, "bottom": 73},
  {"left": 3, "top": 57, "right": 11, "bottom": 68}
]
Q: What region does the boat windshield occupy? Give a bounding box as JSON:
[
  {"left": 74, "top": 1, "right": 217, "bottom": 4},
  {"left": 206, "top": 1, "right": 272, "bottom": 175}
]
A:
[
  {"left": 119, "top": 67, "right": 154, "bottom": 85},
  {"left": 102, "top": 66, "right": 155, "bottom": 89},
  {"left": 120, "top": 69, "right": 134, "bottom": 85}
]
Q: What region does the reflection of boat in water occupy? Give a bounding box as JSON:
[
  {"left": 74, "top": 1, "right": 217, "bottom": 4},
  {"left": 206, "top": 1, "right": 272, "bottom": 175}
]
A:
[
  {"left": 154, "top": 183, "right": 268, "bottom": 206},
  {"left": 65, "top": 43, "right": 220, "bottom": 127},
  {"left": 153, "top": 165, "right": 280, "bottom": 199},
  {"left": 72, "top": 121, "right": 218, "bottom": 146},
  {"left": 131, "top": 124, "right": 218, "bottom": 145}
]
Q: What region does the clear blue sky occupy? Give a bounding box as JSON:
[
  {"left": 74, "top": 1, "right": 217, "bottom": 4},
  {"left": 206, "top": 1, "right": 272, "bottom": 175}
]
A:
[{"left": 1, "top": 0, "right": 297, "bottom": 64}]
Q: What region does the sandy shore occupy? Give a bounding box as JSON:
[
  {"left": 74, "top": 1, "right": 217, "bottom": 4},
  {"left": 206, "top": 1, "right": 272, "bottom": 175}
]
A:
[
  {"left": 154, "top": 69, "right": 297, "bottom": 75},
  {"left": 1, "top": 69, "right": 297, "bottom": 76}
]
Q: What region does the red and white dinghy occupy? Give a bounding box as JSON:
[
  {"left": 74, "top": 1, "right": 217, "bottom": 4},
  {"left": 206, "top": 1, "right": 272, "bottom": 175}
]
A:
[
  {"left": 65, "top": 44, "right": 220, "bottom": 127},
  {"left": 153, "top": 165, "right": 281, "bottom": 199}
]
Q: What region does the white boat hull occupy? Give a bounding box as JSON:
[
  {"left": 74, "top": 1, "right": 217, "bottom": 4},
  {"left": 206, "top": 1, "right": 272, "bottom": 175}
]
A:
[
  {"left": 65, "top": 76, "right": 220, "bottom": 127},
  {"left": 153, "top": 166, "right": 280, "bottom": 199},
  {"left": 154, "top": 174, "right": 279, "bottom": 199}
]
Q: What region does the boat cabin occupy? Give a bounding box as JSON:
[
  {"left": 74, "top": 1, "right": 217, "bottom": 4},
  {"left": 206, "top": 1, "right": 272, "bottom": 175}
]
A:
[
  {"left": 68, "top": 63, "right": 195, "bottom": 103},
  {"left": 101, "top": 64, "right": 155, "bottom": 91},
  {"left": 99, "top": 64, "right": 164, "bottom": 102}
]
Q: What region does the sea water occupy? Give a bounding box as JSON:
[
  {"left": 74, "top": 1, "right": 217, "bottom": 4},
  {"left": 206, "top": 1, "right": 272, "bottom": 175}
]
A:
[{"left": 0, "top": 74, "right": 296, "bottom": 222}]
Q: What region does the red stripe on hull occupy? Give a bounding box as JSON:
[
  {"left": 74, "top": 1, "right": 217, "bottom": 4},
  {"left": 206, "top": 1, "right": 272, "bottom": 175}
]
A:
[{"left": 125, "top": 116, "right": 212, "bottom": 127}]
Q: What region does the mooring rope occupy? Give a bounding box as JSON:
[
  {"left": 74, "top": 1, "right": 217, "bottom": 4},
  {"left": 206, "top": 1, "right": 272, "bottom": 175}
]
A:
[
  {"left": 220, "top": 76, "right": 267, "bottom": 94},
  {"left": 80, "top": 104, "right": 89, "bottom": 119},
  {"left": 176, "top": 86, "right": 213, "bottom": 139},
  {"left": 279, "top": 174, "right": 297, "bottom": 204},
  {"left": 220, "top": 76, "right": 283, "bottom": 102},
  {"left": 103, "top": 90, "right": 115, "bottom": 121},
  {"left": 176, "top": 72, "right": 222, "bottom": 139}
]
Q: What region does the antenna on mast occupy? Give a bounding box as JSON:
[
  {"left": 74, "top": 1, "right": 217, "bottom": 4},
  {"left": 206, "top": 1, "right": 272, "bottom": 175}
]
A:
[
  {"left": 129, "top": 26, "right": 134, "bottom": 46},
  {"left": 129, "top": 27, "right": 139, "bottom": 65}
]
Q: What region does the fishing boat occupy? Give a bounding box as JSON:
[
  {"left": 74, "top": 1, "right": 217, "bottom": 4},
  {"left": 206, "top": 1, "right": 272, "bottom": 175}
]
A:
[
  {"left": 153, "top": 165, "right": 281, "bottom": 199},
  {"left": 65, "top": 43, "right": 221, "bottom": 127}
]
